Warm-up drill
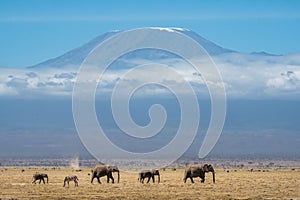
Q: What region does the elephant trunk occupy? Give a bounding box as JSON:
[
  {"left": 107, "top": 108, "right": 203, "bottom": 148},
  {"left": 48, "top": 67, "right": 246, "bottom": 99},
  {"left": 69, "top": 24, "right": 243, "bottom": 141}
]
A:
[
  {"left": 157, "top": 174, "right": 160, "bottom": 183},
  {"left": 117, "top": 171, "right": 120, "bottom": 183},
  {"left": 212, "top": 171, "right": 215, "bottom": 183}
]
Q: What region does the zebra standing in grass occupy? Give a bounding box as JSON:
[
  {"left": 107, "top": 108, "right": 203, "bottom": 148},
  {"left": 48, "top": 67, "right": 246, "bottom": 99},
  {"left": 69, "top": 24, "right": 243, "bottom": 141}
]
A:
[{"left": 63, "top": 175, "right": 79, "bottom": 187}]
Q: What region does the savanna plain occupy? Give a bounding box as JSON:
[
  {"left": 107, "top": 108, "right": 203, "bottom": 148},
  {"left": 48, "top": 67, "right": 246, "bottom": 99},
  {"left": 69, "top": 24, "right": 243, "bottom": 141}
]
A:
[{"left": 1, "top": 167, "right": 300, "bottom": 200}]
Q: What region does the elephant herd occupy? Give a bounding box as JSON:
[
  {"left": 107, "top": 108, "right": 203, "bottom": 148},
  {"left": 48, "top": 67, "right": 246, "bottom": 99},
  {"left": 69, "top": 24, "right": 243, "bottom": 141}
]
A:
[{"left": 32, "top": 164, "right": 215, "bottom": 187}]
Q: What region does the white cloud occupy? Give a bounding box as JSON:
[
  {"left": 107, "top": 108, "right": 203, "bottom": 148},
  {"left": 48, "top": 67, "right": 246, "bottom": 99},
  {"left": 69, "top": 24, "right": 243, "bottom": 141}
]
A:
[
  {"left": 0, "top": 53, "right": 300, "bottom": 99},
  {"left": 0, "top": 83, "right": 18, "bottom": 96},
  {"left": 266, "top": 70, "right": 300, "bottom": 94},
  {"left": 212, "top": 53, "right": 300, "bottom": 98},
  {"left": 0, "top": 68, "right": 77, "bottom": 97}
]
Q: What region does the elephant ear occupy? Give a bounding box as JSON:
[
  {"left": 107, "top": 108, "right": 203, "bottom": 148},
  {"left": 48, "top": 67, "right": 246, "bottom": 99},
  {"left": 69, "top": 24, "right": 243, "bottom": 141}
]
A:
[{"left": 203, "top": 164, "right": 209, "bottom": 171}]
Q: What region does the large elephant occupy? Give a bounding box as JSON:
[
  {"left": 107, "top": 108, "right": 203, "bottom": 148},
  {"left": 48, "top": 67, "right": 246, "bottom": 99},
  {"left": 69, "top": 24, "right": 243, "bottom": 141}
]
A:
[
  {"left": 183, "top": 164, "right": 215, "bottom": 183},
  {"left": 91, "top": 165, "right": 120, "bottom": 184},
  {"left": 139, "top": 169, "right": 160, "bottom": 183}
]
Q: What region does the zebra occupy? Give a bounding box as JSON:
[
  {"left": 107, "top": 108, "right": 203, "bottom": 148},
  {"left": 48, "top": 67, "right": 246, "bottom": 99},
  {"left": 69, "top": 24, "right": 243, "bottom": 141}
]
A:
[
  {"left": 63, "top": 175, "right": 79, "bottom": 187},
  {"left": 32, "top": 173, "right": 48, "bottom": 184}
]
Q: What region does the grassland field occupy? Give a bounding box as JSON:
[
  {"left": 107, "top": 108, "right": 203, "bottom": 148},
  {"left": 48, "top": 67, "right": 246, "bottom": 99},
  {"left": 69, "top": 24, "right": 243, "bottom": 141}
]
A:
[{"left": 0, "top": 167, "right": 299, "bottom": 200}]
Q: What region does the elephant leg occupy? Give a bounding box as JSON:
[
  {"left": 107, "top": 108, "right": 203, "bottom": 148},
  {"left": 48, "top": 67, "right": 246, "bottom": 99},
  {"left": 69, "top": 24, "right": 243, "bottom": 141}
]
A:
[
  {"left": 141, "top": 177, "right": 144, "bottom": 184},
  {"left": 107, "top": 175, "right": 110, "bottom": 183},
  {"left": 97, "top": 177, "right": 101, "bottom": 184},
  {"left": 110, "top": 175, "right": 115, "bottom": 184},
  {"left": 201, "top": 174, "right": 205, "bottom": 183},
  {"left": 147, "top": 177, "right": 151, "bottom": 183},
  {"left": 189, "top": 177, "right": 194, "bottom": 183},
  {"left": 183, "top": 174, "right": 187, "bottom": 183},
  {"left": 152, "top": 176, "right": 155, "bottom": 183},
  {"left": 63, "top": 181, "right": 66, "bottom": 187}
]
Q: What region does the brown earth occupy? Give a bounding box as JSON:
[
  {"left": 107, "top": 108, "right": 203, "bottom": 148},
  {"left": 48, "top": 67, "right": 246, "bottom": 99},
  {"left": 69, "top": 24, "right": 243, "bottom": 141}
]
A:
[{"left": 0, "top": 167, "right": 299, "bottom": 199}]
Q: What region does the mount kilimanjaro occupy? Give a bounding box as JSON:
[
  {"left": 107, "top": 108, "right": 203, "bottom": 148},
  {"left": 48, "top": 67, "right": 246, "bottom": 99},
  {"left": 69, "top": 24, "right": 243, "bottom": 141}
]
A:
[{"left": 28, "top": 28, "right": 234, "bottom": 69}]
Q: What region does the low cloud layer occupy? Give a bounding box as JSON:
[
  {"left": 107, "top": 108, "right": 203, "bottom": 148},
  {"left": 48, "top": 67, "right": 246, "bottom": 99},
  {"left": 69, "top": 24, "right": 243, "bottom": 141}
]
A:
[{"left": 1, "top": 52, "right": 300, "bottom": 99}]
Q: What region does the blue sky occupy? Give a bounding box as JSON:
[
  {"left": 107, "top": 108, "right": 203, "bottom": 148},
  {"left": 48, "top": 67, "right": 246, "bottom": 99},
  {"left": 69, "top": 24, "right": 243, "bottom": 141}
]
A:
[{"left": 1, "top": 0, "right": 300, "bottom": 67}]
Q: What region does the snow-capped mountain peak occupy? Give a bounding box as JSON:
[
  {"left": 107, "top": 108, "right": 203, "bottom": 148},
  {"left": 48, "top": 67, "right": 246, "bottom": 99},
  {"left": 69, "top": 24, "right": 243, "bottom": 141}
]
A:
[{"left": 28, "top": 27, "right": 233, "bottom": 69}]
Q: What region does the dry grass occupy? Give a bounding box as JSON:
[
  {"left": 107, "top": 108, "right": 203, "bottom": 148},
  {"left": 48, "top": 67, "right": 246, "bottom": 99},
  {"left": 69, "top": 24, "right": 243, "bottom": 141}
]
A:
[{"left": 0, "top": 167, "right": 299, "bottom": 199}]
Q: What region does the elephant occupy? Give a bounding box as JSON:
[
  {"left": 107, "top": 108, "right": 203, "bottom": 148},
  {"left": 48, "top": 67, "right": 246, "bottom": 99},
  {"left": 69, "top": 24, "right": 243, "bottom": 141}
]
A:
[
  {"left": 32, "top": 173, "right": 48, "bottom": 184},
  {"left": 63, "top": 175, "right": 78, "bottom": 187},
  {"left": 91, "top": 165, "right": 120, "bottom": 184},
  {"left": 183, "top": 164, "right": 215, "bottom": 183},
  {"left": 139, "top": 169, "right": 160, "bottom": 183}
]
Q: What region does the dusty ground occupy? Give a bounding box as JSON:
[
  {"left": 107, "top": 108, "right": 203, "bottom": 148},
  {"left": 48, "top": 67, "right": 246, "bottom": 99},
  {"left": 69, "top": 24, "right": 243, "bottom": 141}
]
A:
[{"left": 0, "top": 167, "right": 299, "bottom": 199}]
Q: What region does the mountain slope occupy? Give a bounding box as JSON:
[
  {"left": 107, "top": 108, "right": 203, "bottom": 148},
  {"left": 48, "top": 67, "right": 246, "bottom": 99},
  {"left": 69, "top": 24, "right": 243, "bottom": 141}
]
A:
[
  {"left": 28, "top": 28, "right": 234, "bottom": 69},
  {"left": 28, "top": 31, "right": 120, "bottom": 68}
]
